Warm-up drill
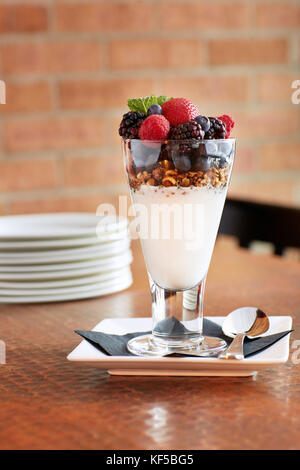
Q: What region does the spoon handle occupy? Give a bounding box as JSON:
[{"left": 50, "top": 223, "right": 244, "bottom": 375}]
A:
[{"left": 218, "top": 333, "right": 245, "bottom": 360}]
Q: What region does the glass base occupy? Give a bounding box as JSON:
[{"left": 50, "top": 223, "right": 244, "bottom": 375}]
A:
[{"left": 127, "top": 334, "right": 227, "bottom": 357}]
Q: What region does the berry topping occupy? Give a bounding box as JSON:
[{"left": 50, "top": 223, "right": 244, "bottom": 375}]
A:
[
  {"left": 195, "top": 115, "right": 210, "bottom": 133},
  {"left": 147, "top": 104, "right": 162, "bottom": 116},
  {"left": 217, "top": 114, "right": 235, "bottom": 138},
  {"left": 138, "top": 115, "right": 170, "bottom": 141},
  {"left": 162, "top": 98, "right": 199, "bottom": 126},
  {"left": 119, "top": 111, "right": 145, "bottom": 139},
  {"left": 205, "top": 117, "right": 226, "bottom": 139},
  {"left": 169, "top": 121, "right": 205, "bottom": 140}
]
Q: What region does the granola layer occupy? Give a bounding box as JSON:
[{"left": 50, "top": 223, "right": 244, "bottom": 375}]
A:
[{"left": 128, "top": 158, "right": 230, "bottom": 191}]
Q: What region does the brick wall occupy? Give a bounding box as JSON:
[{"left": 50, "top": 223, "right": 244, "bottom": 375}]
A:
[{"left": 0, "top": 0, "right": 299, "bottom": 215}]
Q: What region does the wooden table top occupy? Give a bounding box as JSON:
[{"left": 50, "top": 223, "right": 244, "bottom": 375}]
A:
[{"left": 0, "top": 237, "right": 299, "bottom": 450}]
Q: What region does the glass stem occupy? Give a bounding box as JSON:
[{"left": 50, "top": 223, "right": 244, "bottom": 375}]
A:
[{"left": 149, "top": 275, "right": 207, "bottom": 348}]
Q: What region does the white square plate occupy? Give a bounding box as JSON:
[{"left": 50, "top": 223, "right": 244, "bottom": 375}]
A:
[{"left": 67, "top": 316, "right": 293, "bottom": 376}]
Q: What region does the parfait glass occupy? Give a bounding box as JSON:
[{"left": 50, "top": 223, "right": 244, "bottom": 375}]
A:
[{"left": 122, "top": 138, "right": 235, "bottom": 356}]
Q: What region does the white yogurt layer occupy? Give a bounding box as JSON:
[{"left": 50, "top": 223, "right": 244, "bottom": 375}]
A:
[{"left": 131, "top": 184, "right": 227, "bottom": 290}]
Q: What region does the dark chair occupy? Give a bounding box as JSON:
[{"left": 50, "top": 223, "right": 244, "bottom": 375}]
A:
[{"left": 218, "top": 198, "right": 300, "bottom": 256}]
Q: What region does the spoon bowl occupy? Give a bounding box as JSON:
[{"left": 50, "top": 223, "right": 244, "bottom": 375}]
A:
[{"left": 219, "top": 307, "right": 270, "bottom": 360}]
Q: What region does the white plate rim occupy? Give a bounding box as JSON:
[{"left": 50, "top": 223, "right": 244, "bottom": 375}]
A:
[
  {"left": 0, "top": 266, "right": 132, "bottom": 289},
  {"left": 0, "top": 239, "right": 130, "bottom": 264},
  {"left": 0, "top": 274, "right": 133, "bottom": 303},
  {"left": 0, "top": 230, "right": 129, "bottom": 250},
  {"left": 0, "top": 260, "right": 132, "bottom": 281},
  {"left": 0, "top": 250, "right": 132, "bottom": 274},
  {"left": 0, "top": 213, "right": 128, "bottom": 240},
  {"left": 0, "top": 269, "right": 132, "bottom": 296}
]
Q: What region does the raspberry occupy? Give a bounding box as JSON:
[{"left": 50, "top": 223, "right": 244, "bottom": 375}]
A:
[
  {"left": 169, "top": 121, "right": 205, "bottom": 140},
  {"left": 119, "top": 111, "right": 145, "bottom": 139},
  {"left": 205, "top": 117, "right": 226, "bottom": 139},
  {"left": 217, "top": 114, "right": 235, "bottom": 138},
  {"left": 138, "top": 115, "right": 170, "bottom": 141},
  {"left": 162, "top": 98, "right": 199, "bottom": 126}
]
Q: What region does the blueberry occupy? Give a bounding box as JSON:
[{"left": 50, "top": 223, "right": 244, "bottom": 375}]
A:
[
  {"left": 218, "top": 141, "right": 232, "bottom": 156},
  {"left": 204, "top": 142, "right": 218, "bottom": 155},
  {"left": 172, "top": 155, "right": 192, "bottom": 172},
  {"left": 195, "top": 115, "right": 210, "bottom": 133},
  {"left": 146, "top": 152, "right": 160, "bottom": 167},
  {"left": 147, "top": 104, "right": 162, "bottom": 116},
  {"left": 131, "top": 141, "right": 160, "bottom": 169},
  {"left": 193, "top": 155, "right": 212, "bottom": 172}
]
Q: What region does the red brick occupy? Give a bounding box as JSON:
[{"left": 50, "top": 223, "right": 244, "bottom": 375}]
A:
[
  {"left": 0, "top": 4, "right": 48, "bottom": 33},
  {"left": 63, "top": 154, "right": 126, "bottom": 187},
  {"left": 233, "top": 146, "right": 257, "bottom": 173},
  {"left": 56, "top": 1, "right": 154, "bottom": 32},
  {"left": 0, "top": 158, "right": 56, "bottom": 192},
  {"left": 229, "top": 179, "right": 297, "bottom": 206},
  {"left": 5, "top": 117, "right": 104, "bottom": 152},
  {"left": 209, "top": 38, "right": 288, "bottom": 65},
  {"left": 162, "top": 75, "right": 249, "bottom": 104},
  {"left": 59, "top": 78, "right": 154, "bottom": 109},
  {"left": 10, "top": 191, "right": 119, "bottom": 215},
  {"left": 0, "top": 81, "right": 52, "bottom": 113},
  {"left": 160, "top": 1, "right": 252, "bottom": 30},
  {"left": 1, "top": 41, "right": 102, "bottom": 75},
  {"left": 256, "top": 2, "right": 300, "bottom": 28},
  {"left": 233, "top": 109, "right": 299, "bottom": 138},
  {"left": 106, "top": 117, "right": 126, "bottom": 147},
  {"left": 260, "top": 142, "right": 300, "bottom": 171},
  {"left": 108, "top": 39, "right": 206, "bottom": 70},
  {"left": 258, "top": 74, "right": 299, "bottom": 103}
]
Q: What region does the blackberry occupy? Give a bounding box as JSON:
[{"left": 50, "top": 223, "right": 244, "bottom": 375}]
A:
[
  {"left": 165, "top": 121, "right": 205, "bottom": 172},
  {"left": 170, "top": 121, "right": 205, "bottom": 140},
  {"left": 204, "top": 117, "right": 226, "bottom": 139},
  {"left": 118, "top": 111, "right": 146, "bottom": 139}
]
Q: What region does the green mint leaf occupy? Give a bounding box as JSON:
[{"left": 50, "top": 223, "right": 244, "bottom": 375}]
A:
[
  {"left": 157, "top": 96, "right": 173, "bottom": 106},
  {"left": 127, "top": 95, "right": 157, "bottom": 115},
  {"left": 143, "top": 95, "right": 158, "bottom": 111},
  {"left": 127, "top": 95, "right": 173, "bottom": 114},
  {"left": 127, "top": 97, "right": 146, "bottom": 114}
]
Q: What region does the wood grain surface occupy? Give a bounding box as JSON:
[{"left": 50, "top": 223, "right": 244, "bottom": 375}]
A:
[{"left": 0, "top": 237, "right": 299, "bottom": 450}]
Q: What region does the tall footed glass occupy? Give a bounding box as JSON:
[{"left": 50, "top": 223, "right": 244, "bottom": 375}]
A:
[{"left": 123, "top": 138, "right": 235, "bottom": 356}]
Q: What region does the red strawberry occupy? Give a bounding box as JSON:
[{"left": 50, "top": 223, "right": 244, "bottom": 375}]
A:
[
  {"left": 162, "top": 98, "right": 199, "bottom": 127},
  {"left": 217, "top": 114, "right": 235, "bottom": 138},
  {"left": 138, "top": 115, "right": 170, "bottom": 141}
]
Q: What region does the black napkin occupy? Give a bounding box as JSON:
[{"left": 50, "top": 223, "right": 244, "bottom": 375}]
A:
[{"left": 75, "top": 316, "right": 293, "bottom": 358}]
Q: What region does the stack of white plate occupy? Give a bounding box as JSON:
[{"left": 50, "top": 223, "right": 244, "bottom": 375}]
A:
[{"left": 0, "top": 213, "right": 133, "bottom": 303}]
